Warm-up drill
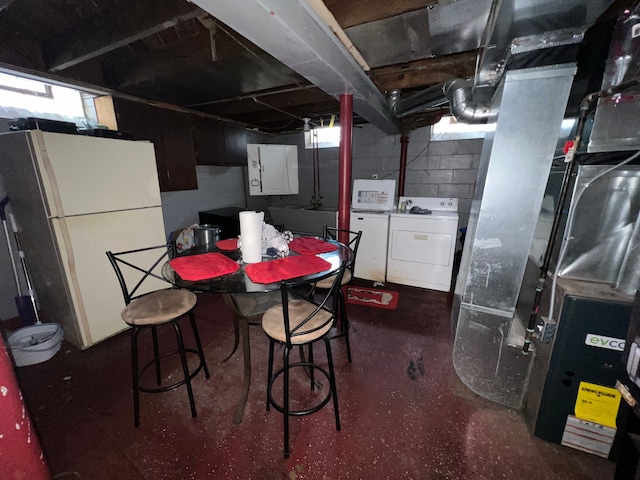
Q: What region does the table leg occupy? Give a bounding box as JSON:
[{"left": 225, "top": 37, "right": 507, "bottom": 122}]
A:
[
  {"left": 233, "top": 317, "right": 251, "bottom": 424},
  {"left": 222, "top": 315, "right": 240, "bottom": 363}
]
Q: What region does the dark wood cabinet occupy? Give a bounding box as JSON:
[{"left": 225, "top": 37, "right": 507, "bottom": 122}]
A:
[
  {"left": 193, "top": 117, "right": 248, "bottom": 166},
  {"left": 112, "top": 98, "right": 198, "bottom": 192},
  {"left": 223, "top": 125, "right": 247, "bottom": 165},
  {"left": 193, "top": 117, "right": 226, "bottom": 165}
]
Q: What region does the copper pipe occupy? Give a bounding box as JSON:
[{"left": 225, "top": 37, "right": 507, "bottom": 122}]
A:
[
  {"left": 399, "top": 135, "right": 409, "bottom": 196},
  {"left": 338, "top": 94, "right": 353, "bottom": 245}
]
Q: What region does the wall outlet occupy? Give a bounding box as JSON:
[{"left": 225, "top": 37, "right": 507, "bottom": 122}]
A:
[{"left": 371, "top": 174, "right": 378, "bottom": 179}]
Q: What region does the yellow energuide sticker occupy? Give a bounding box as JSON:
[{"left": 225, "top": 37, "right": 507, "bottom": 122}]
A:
[{"left": 574, "top": 382, "right": 621, "bottom": 428}]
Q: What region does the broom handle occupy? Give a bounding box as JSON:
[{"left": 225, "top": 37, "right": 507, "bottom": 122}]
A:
[
  {"left": 0, "top": 197, "right": 22, "bottom": 296},
  {"left": 9, "top": 213, "right": 40, "bottom": 324},
  {"left": 2, "top": 219, "right": 21, "bottom": 296}
]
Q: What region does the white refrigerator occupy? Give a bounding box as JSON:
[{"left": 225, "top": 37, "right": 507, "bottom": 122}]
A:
[{"left": 0, "top": 130, "right": 168, "bottom": 349}]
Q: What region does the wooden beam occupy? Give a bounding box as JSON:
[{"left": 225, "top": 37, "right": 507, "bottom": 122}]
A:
[
  {"left": 205, "top": 88, "right": 333, "bottom": 116},
  {"left": 43, "top": 0, "right": 203, "bottom": 72},
  {"left": 219, "top": 99, "right": 340, "bottom": 125},
  {"left": 370, "top": 50, "right": 478, "bottom": 92},
  {"left": 0, "top": 31, "right": 45, "bottom": 70},
  {"left": 107, "top": 32, "right": 216, "bottom": 88},
  {"left": 324, "top": 0, "right": 436, "bottom": 28}
]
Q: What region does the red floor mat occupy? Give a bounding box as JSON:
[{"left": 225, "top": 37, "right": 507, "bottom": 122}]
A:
[{"left": 347, "top": 287, "right": 399, "bottom": 310}]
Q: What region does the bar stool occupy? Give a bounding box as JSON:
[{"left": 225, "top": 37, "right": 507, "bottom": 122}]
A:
[
  {"left": 106, "top": 244, "right": 210, "bottom": 427},
  {"left": 312, "top": 226, "right": 362, "bottom": 361},
  {"left": 262, "top": 261, "right": 347, "bottom": 458}
]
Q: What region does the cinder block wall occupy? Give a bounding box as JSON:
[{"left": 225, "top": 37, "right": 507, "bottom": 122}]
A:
[
  {"left": 267, "top": 124, "right": 483, "bottom": 231},
  {"left": 352, "top": 125, "right": 482, "bottom": 230}
]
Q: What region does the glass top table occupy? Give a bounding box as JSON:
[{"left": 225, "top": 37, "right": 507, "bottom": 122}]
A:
[
  {"left": 162, "top": 240, "right": 353, "bottom": 293},
  {"left": 162, "top": 240, "right": 353, "bottom": 423}
]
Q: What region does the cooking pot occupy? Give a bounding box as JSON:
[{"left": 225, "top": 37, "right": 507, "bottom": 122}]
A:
[{"left": 194, "top": 224, "right": 221, "bottom": 248}]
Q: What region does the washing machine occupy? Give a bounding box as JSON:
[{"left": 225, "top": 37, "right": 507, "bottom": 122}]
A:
[
  {"left": 386, "top": 197, "right": 459, "bottom": 292},
  {"left": 349, "top": 179, "right": 396, "bottom": 282}
]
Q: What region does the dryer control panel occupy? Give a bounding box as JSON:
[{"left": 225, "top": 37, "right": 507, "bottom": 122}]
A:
[{"left": 398, "top": 197, "right": 458, "bottom": 212}]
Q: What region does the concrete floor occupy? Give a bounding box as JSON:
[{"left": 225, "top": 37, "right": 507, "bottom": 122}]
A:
[{"left": 12, "top": 279, "right": 617, "bottom": 479}]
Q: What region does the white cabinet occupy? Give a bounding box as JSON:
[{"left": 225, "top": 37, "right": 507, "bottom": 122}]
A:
[{"left": 247, "top": 144, "right": 298, "bottom": 195}]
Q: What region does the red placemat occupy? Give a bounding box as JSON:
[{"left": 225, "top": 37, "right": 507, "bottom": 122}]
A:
[
  {"left": 288, "top": 237, "right": 338, "bottom": 255},
  {"left": 216, "top": 238, "right": 239, "bottom": 251},
  {"left": 245, "top": 255, "right": 331, "bottom": 284},
  {"left": 169, "top": 252, "right": 239, "bottom": 281}
]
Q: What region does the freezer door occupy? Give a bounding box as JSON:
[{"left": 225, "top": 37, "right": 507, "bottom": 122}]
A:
[
  {"left": 33, "top": 131, "right": 161, "bottom": 217},
  {"left": 52, "top": 207, "right": 168, "bottom": 349}
]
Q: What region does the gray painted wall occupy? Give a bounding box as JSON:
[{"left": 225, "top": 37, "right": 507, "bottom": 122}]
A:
[{"left": 161, "top": 165, "right": 246, "bottom": 234}]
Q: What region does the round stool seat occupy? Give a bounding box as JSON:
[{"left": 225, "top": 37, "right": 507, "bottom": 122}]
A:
[
  {"left": 262, "top": 299, "right": 333, "bottom": 344},
  {"left": 121, "top": 289, "right": 197, "bottom": 326},
  {"left": 314, "top": 269, "right": 351, "bottom": 289}
]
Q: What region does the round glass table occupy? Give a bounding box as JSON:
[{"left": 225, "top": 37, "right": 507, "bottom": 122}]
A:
[{"left": 162, "top": 240, "right": 353, "bottom": 423}]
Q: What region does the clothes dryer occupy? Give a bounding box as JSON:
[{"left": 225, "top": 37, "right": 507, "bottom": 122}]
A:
[{"left": 387, "top": 197, "right": 459, "bottom": 291}]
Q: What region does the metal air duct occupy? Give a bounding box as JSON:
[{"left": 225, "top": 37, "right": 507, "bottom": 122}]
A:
[
  {"left": 389, "top": 83, "right": 450, "bottom": 118},
  {"left": 443, "top": 79, "right": 494, "bottom": 124}
]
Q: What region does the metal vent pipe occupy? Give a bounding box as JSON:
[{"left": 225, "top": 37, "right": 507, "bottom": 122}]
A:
[
  {"left": 444, "top": 79, "right": 493, "bottom": 124},
  {"left": 389, "top": 84, "right": 450, "bottom": 118}
]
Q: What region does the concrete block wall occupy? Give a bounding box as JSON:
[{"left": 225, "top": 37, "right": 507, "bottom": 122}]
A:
[
  {"left": 262, "top": 124, "right": 483, "bottom": 230},
  {"left": 268, "top": 125, "right": 482, "bottom": 227},
  {"left": 352, "top": 125, "right": 482, "bottom": 230}
]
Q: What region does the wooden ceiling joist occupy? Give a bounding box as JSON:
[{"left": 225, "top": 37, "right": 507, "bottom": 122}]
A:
[
  {"left": 44, "top": 0, "right": 203, "bottom": 72},
  {"left": 370, "top": 50, "right": 478, "bottom": 92},
  {"left": 323, "top": 0, "right": 437, "bottom": 28}
]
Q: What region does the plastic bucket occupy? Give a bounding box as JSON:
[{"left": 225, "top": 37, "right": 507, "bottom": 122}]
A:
[
  {"left": 8, "top": 323, "right": 64, "bottom": 367},
  {"left": 194, "top": 224, "right": 221, "bottom": 249}
]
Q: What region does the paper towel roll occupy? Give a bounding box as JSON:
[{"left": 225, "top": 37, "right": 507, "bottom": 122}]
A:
[{"left": 239, "top": 211, "right": 264, "bottom": 264}]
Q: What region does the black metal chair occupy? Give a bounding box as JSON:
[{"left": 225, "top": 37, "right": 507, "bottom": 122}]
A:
[
  {"left": 261, "top": 260, "right": 348, "bottom": 458},
  {"left": 311, "top": 226, "right": 362, "bottom": 362},
  {"left": 106, "top": 244, "right": 210, "bottom": 427}
]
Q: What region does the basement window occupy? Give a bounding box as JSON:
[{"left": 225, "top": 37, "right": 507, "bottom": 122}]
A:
[
  {"left": 430, "top": 115, "right": 495, "bottom": 141},
  {"left": 0, "top": 71, "right": 89, "bottom": 125},
  {"left": 304, "top": 126, "right": 341, "bottom": 149}
]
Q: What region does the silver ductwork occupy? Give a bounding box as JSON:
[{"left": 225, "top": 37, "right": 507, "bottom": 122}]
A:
[
  {"left": 443, "top": 79, "right": 494, "bottom": 124},
  {"left": 388, "top": 0, "right": 614, "bottom": 125},
  {"left": 388, "top": 84, "right": 450, "bottom": 118}
]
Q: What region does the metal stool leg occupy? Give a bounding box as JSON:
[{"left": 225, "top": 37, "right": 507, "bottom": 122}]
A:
[
  {"left": 324, "top": 337, "right": 341, "bottom": 431},
  {"left": 151, "top": 326, "right": 162, "bottom": 385},
  {"left": 131, "top": 327, "right": 141, "bottom": 428},
  {"left": 189, "top": 312, "right": 210, "bottom": 379},
  {"left": 266, "top": 339, "right": 274, "bottom": 411},
  {"left": 172, "top": 322, "right": 197, "bottom": 418},
  {"left": 283, "top": 345, "right": 291, "bottom": 459},
  {"left": 338, "top": 289, "right": 352, "bottom": 362}
]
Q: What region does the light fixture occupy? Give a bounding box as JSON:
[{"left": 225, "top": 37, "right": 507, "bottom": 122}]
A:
[{"left": 303, "top": 117, "right": 311, "bottom": 132}]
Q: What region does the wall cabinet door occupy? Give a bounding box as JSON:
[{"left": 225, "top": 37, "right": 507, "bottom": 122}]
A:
[
  {"left": 193, "top": 117, "right": 226, "bottom": 165},
  {"left": 112, "top": 98, "right": 198, "bottom": 192},
  {"left": 193, "top": 117, "right": 247, "bottom": 166},
  {"left": 223, "top": 125, "right": 247, "bottom": 165}
]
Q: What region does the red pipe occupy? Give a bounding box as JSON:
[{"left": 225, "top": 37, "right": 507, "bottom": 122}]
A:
[
  {"left": 399, "top": 135, "right": 409, "bottom": 197},
  {"left": 0, "top": 339, "right": 51, "bottom": 479},
  {"left": 338, "top": 94, "right": 353, "bottom": 245}
]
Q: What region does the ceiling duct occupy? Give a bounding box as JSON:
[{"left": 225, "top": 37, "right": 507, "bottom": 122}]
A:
[
  {"left": 389, "top": 0, "right": 614, "bottom": 126},
  {"left": 443, "top": 79, "right": 494, "bottom": 124},
  {"left": 388, "top": 83, "right": 450, "bottom": 118}
]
